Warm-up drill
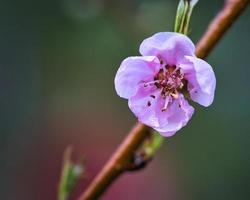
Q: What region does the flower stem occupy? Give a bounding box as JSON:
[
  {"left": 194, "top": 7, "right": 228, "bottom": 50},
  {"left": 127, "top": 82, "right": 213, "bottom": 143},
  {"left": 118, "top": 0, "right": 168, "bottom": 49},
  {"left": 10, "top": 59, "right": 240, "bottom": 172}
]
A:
[{"left": 77, "top": 0, "right": 249, "bottom": 199}]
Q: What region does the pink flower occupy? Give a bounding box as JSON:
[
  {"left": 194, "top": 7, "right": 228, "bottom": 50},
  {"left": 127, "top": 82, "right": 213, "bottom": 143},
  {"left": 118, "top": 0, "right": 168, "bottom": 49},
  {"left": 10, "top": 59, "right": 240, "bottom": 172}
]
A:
[{"left": 115, "top": 32, "right": 216, "bottom": 137}]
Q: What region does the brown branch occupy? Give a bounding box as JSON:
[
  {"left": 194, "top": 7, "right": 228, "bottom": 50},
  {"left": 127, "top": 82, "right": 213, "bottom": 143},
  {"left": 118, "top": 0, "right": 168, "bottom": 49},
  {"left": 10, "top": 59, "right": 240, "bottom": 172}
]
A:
[
  {"left": 78, "top": 123, "right": 151, "bottom": 200},
  {"left": 78, "top": 0, "right": 249, "bottom": 199},
  {"left": 195, "top": 0, "right": 249, "bottom": 58}
]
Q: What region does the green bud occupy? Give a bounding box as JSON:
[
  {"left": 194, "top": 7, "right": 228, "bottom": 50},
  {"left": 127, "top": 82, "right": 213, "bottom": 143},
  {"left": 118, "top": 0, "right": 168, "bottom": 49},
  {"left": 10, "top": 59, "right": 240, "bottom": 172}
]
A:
[
  {"left": 174, "top": 0, "right": 199, "bottom": 35},
  {"left": 141, "top": 132, "right": 164, "bottom": 159},
  {"left": 58, "top": 146, "right": 85, "bottom": 200}
]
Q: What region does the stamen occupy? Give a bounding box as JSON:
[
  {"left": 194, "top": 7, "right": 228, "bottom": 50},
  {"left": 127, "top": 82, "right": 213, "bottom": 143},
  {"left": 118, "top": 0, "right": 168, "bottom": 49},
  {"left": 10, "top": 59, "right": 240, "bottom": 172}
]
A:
[
  {"left": 144, "top": 80, "right": 160, "bottom": 87},
  {"left": 172, "top": 66, "right": 180, "bottom": 74},
  {"left": 162, "top": 96, "right": 170, "bottom": 112},
  {"left": 179, "top": 82, "right": 184, "bottom": 89},
  {"left": 154, "top": 61, "right": 185, "bottom": 103},
  {"left": 170, "top": 90, "right": 179, "bottom": 99},
  {"left": 162, "top": 65, "right": 167, "bottom": 73}
]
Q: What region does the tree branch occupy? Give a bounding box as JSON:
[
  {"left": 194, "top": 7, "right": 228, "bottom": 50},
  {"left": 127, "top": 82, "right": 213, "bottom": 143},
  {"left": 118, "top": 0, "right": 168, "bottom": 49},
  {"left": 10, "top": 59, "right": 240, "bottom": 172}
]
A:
[
  {"left": 78, "top": 123, "right": 151, "bottom": 200},
  {"left": 195, "top": 0, "right": 249, "bottom": 58},
  {"left": 78, "top": 0, "right": 249, "bottom": 199}
]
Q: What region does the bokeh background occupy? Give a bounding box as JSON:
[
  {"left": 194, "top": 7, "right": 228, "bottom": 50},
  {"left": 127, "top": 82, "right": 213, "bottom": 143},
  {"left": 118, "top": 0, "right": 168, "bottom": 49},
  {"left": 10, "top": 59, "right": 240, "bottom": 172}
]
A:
[{"left": 1, "top": 0, "right": 250, "bottom": 199}]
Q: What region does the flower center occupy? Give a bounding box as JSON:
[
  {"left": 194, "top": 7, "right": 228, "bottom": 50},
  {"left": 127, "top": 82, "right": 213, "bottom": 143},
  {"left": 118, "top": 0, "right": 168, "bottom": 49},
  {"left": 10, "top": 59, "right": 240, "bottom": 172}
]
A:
[
  {"left": 144, "top": 64, "right": 186, "bottom": 111},
  {"left": 154, "top": 65, "right": 184, "bottom": 99}
]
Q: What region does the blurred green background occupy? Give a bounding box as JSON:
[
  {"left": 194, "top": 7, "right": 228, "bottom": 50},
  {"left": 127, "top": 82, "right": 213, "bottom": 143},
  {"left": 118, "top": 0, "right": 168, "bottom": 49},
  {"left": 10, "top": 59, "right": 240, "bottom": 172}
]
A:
[{"left": 1, "top": 0, "right": 250, "bottom": 199}]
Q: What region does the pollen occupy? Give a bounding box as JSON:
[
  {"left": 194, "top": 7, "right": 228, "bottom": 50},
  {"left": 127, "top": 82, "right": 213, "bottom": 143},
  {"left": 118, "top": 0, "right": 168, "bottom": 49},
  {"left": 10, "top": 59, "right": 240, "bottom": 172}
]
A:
[{"left": 154, "top": 65, "right": 185, "bottom": 99}]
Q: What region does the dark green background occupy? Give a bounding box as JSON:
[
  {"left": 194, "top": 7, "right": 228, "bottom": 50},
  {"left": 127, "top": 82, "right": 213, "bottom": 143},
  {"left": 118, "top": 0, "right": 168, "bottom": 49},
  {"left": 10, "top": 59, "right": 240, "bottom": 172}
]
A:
[{"left": 1, "top": 0, "right": 250, "bottom": 199}]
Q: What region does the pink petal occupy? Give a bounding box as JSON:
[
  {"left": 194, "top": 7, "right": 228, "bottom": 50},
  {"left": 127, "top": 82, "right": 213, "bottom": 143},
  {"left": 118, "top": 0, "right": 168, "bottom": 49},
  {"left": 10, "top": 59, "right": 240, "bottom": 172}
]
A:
[
  {"left": 139, "top": 32, "right": 195, "bottom": 66},
  {"left": 128, "top": 84, "right": 163, "bottom": 128},
  {"left": 153, "top": 94, "right": 194, "bottom": 137},
  {"left": 181, "top": 56, "right": 216, "bottom": 107},
  {"left": 114, "top": 56, "right": 160, "bottom": 99},
  {"left": 129, "top": 85, "right": 194, "bottom": 137}
]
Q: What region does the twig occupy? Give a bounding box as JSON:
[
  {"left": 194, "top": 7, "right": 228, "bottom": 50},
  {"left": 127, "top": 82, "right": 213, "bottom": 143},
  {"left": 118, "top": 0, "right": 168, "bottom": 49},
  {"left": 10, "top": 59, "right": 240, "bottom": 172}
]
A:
[
  {"left": 78, "top": 0, "right": 249, "bottom": 199},
  {"left": 79, "top": 123, "right": 151, "bottom": 200},
  {"left": 195, "top": 0, "right": 249, "bottom": 58}
]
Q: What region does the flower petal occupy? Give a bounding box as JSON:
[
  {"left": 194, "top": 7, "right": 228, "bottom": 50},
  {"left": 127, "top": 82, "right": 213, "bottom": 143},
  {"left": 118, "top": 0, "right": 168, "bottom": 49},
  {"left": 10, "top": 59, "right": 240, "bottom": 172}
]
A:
[
  {"left": 139, "top": 32, "right": 195, "bottom": 66},
  {"left": 114, "top": 56, "right": 160, "bottom": 99},
  {"left": 153, "top": 94, "right": 194, "bottom": 137},
  {"left": 181, "top": 56, "right": 216, "bottom": 107},
  {"left": 128, "top": 84, "right": 163, "bottom": 128},
  {"left": 129, "top": 86, "right": 194, "bottom": 137}
]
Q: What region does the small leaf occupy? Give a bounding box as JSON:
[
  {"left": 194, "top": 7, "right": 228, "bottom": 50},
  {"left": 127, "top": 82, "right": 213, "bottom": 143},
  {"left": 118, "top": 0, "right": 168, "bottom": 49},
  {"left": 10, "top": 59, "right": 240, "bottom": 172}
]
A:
[
  {"left": 58, "top": 146, "right": 85, "bottom": 200},
  {"left": 142, "top": 132, "right": 164, "bottom": 158},
  {"left": 174, "top": 0, "right": 186, "bottom": 34},
  {"left": 174, "top": 0, "right": 199, "bottom": 35}
]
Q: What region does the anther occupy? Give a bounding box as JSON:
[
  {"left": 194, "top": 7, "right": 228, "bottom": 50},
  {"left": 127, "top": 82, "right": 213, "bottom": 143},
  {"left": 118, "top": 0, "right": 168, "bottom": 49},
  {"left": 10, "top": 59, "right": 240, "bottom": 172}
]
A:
[{"left": 170, "top": 90, "right": 179, "bottom": 99}]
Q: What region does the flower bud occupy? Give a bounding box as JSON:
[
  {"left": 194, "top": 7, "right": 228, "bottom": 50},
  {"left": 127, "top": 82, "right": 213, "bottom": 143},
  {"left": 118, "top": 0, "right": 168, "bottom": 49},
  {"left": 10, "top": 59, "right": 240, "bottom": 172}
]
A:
[{"left": 174, "top": 0, "right": 199, "bottom": 35}]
